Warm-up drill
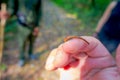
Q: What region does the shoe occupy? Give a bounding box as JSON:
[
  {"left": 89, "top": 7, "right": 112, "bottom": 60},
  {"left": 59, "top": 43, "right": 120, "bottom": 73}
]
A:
[{"left": 18, "top": 59, "right": 25, "bottom": 67}]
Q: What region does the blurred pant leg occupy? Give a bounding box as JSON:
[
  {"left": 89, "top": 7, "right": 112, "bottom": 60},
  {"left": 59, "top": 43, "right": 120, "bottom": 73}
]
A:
[
  {"left": 17, "top": 25, "right": 30, "bottom": 60},
  {"left": 28, "top": 33, "right": 36, "bottom": 56}
]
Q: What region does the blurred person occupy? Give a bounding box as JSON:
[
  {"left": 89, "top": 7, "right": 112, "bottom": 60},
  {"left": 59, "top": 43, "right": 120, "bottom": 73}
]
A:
[
  {"left": 94, "top": 1, "right": 120, "bottom": 53},
  {"left": 0, "top": 0, "right": 42, "bottom": 66},
  {"left": 45, "top": 36, "right": 120, "bottom": 80}
]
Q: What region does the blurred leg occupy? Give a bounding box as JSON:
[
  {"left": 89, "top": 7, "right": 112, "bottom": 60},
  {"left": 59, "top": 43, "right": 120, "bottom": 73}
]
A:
[
  {"left": 28, "top": 33, "right": 36, "bottom": 59},
  {"left": 19, "top": 38, "right": 28, "bottom": 60},
  {"left": 17, "top": 25, "right": 30, "bottom": 66},
  {"left": 18, "top": 36, "right": 29, "bottom": 67}
]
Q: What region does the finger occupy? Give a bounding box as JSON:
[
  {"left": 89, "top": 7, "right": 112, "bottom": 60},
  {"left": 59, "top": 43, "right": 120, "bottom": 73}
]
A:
[
  {"left": 45, "top": 47, "right": 70, "bottom": 70},
  {"left": 46, "top": 36, "right": 111, "bottom": 70},
  {"left": 51, "top": 36, "right": 91, "bottom": 69},
  {"left": 62, "top": 36, "right": 114, "bottom": 69},
  {"left": 53, "top": 36, "right": 111, "bottom": 69},
  {"left": 45, "top": 49, "right": 57, "bottom": 70},
  {"left": 116, "top": 44, "right": 120, "bottom": 72},
  {"left": 53, "top": 46, "right": 70, "bottom": 68},
  {"left": 62, "top": 36, "right": 110, "bottom": 57}
]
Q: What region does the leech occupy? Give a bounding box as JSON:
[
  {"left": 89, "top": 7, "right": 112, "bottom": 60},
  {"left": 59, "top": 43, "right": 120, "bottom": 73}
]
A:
[{"left": 64, "top": 36, "right": 89, "bottom": 44}]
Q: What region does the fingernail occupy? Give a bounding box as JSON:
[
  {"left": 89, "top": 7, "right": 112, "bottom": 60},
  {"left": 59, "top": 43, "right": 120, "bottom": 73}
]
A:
[
  {"left": 54, "top": 50, "right": 64, "bottom": 66},
  {"left": 54, "top": 50, "right": 69, "bottom": 67},
  {"left": 45, "top": 56, "right": 55, "bottom": 70}
]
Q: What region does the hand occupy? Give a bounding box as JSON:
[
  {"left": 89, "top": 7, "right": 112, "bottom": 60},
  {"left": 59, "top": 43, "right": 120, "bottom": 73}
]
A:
[
  {"left": 0, "top": 11, "right": 9, "bottom": 20},
  {"left": 32, "top": 27, "right": 39, "bottom": 36},
  {"left": 45, "top": 36, "right": 120, "bottom": 80}
]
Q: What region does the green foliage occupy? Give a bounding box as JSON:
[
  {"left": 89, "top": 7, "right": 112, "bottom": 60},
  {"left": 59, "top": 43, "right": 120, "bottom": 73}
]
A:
[
  {"left": 4, "top": 17, "right": 18, "bottom": 41},
  {"left": 0, "top": 63, "right": 7, "bottom": 71},
  {"left": 52, "top": 0, "right": 111, "bottom": 13},
  {"left": 52, "top": 0, "right": 111, "bottom": 30}
]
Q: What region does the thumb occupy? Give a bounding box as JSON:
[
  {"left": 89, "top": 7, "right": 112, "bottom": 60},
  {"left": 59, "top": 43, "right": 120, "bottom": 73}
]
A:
[{"left": 116, "top": 44, "right": 120, "bottom": 72}]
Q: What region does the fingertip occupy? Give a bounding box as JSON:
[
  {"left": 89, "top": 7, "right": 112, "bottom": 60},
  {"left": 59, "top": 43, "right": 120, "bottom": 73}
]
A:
[
  {"left": 53, "top": 49, "right": 70, "bottom": 67},
  {"left": 45, "top": 47, "right": 70, "bottom": 70},
  {"left": 62, "top": 38, "right": 88, "bottom": 54},
  {"left": 45, "top": 63, "right": 57, "bottom": 71},
  {"left": 45, "top": 49, "right": 57, "bottom": 70}
]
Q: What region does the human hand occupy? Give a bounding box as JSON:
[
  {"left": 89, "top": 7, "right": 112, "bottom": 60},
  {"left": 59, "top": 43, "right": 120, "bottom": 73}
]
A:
[
  {"left": 0, "top": 11, "right": 9, "bottom": 20},
  {"left": 32, "top": 27, "right": 39, "bottom": 36},
  {"left": 0, "top": 3, "right": 9, "bottom": 20},
  {"left": 45, "top": 36, "right": 120, "bottom": 80}
]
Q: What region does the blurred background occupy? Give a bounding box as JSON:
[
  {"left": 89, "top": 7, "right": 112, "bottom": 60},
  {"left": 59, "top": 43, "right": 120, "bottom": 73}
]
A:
[{"left": 0, "top": 0, "right": 111, "bottom": 80}]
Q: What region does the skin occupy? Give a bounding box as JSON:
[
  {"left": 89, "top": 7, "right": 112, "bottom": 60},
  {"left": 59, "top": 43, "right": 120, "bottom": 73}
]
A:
[
  {"left": 0, "top": 3, "right": 9, "bottom": 20},
  {"left": 32, "top": 27, "right": 39, "bottom": 36},
  {"left": 0, "top": 11, "right": 9, "bottom": 19},
  {"left": 45, "top": 36, "right": 120, "bottom": 80}
]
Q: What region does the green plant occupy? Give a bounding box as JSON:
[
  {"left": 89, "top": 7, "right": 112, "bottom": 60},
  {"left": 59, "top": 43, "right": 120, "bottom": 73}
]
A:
[{"left": 0, "top": 63, "right": 7, "bottom": 71}]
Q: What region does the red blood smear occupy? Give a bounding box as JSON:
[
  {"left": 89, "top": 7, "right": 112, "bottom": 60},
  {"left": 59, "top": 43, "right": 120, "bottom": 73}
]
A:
[{"left": 63, "top": 65, "right": 70, "bottom": 70}]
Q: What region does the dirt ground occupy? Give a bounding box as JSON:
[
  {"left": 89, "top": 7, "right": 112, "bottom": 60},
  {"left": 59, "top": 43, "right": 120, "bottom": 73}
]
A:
[{"left": 1, "top": 0, "right": 94, "bottom": 80}]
